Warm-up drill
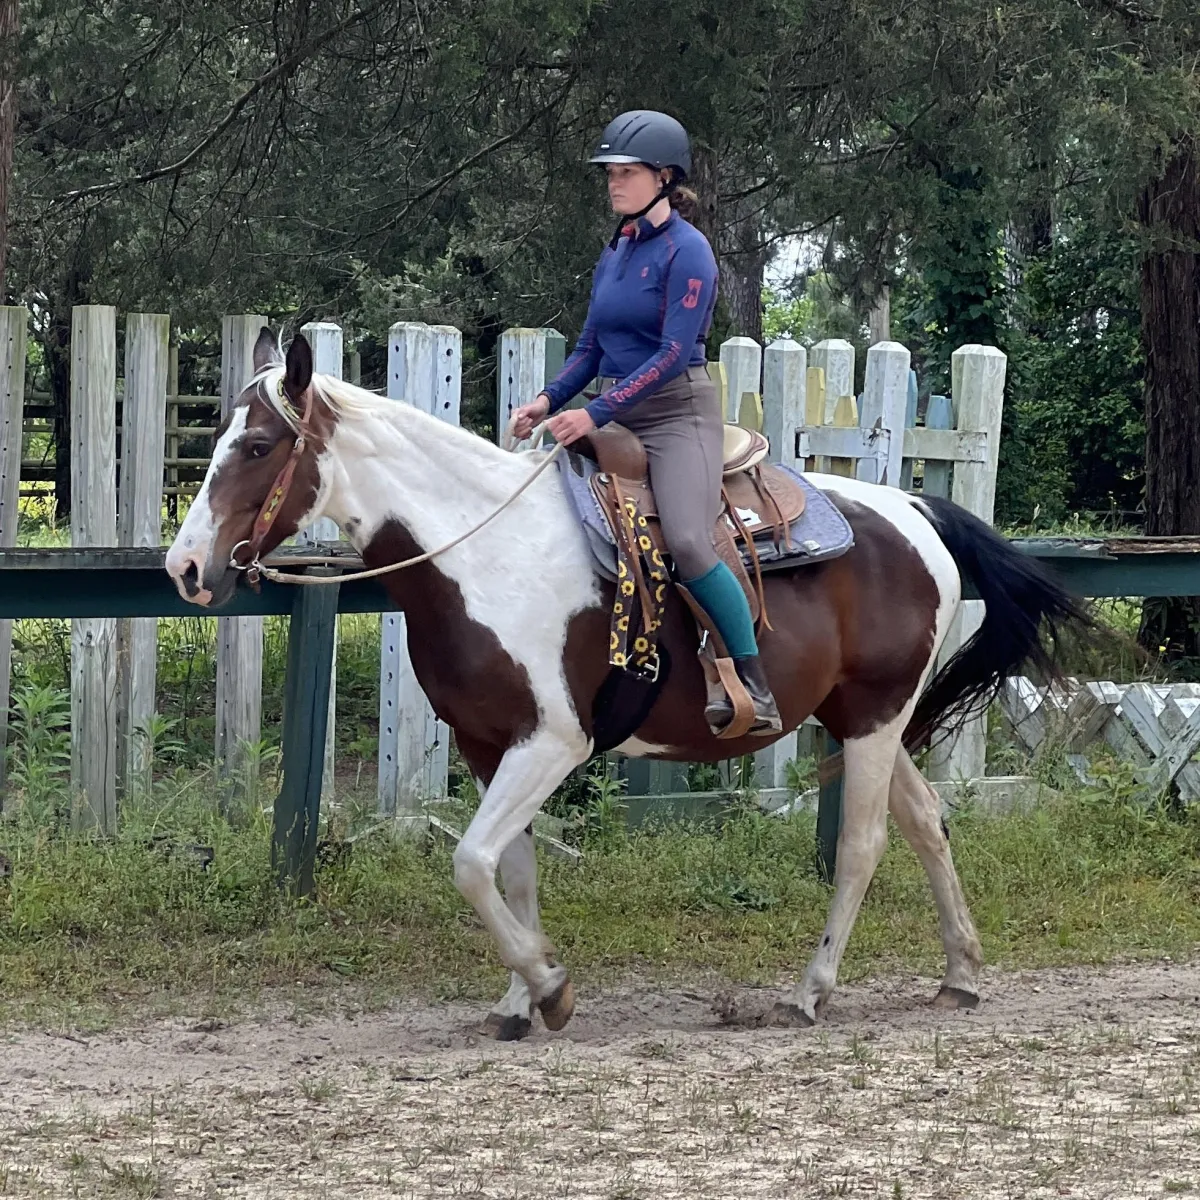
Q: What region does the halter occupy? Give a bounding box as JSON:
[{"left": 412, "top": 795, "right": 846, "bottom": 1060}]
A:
[{"left": 229, "top": 376, "right": 317, "bottom": 590}]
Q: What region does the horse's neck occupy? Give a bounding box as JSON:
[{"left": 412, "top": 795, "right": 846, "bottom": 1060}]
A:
[{"left": 321, "top": 405, "right": 545, "bottom": 558}]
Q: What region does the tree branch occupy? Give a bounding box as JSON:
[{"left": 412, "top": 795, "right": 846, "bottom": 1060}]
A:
[{"left": 53, "top": 0, "right": 388, "bottom": 204}]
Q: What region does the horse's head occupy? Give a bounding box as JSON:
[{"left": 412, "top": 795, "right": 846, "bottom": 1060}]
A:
[{"left": 165, "top": 327, "right": 333, "bottom": 607}]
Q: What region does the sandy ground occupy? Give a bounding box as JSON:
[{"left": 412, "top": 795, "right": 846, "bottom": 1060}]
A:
[{"left": 1, "top": 960, "right": 1198, "bottom": 1198}]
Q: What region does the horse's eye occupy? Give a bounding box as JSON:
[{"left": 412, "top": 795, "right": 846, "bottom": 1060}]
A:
[{"left": 248, "top": 442, "right": 270, "bottom": 459}]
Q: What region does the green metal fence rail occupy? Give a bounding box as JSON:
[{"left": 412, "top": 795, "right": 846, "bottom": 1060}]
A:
[{"left": 2, "top": 536, "right": 1199, "bottom": 891}]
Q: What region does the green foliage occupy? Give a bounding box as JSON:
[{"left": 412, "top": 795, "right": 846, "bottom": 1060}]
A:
[
  {"left": 1000, "top": 226, "right": 1145, "bottom": 526},
  {"left": 1, "top": 770, "right": 1199, "bottom": 1020}
]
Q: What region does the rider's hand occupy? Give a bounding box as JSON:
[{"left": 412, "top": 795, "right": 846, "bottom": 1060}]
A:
[
  {"left": 511, "top": 393, "right": 551, "bottom": 441},
  {"left": 546, "top": 408, "right": 596, "bottom": 447}
]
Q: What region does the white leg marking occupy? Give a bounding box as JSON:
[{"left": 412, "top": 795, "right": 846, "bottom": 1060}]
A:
[
  {"left": 453, "top": 731, "right": 586, "bottom": 1003},
  {"left": 888, "top": 750, "right": 983, "bottom": 997}
]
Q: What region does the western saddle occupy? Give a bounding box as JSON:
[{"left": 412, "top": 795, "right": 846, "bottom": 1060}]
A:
[{"left": 573, "top": 421, "right": 808, "bottom": 740}]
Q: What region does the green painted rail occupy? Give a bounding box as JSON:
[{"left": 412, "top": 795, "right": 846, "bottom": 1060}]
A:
[{"left": 2, "top": 536, "right": 1199, "bottom": 891}]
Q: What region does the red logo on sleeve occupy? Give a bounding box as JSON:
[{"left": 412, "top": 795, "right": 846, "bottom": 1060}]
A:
[{"left": 682, "top": 278, "right": 703, "bottom": 309}]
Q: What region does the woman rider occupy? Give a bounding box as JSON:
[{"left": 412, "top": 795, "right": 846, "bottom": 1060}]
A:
[{"left": 511, "top": 110, "right": 782, "bottom": 735}]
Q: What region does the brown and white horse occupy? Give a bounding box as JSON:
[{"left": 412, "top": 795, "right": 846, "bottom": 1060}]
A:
[{"left": 166, "top": 330, "right": 1089, "bottom": 1038}]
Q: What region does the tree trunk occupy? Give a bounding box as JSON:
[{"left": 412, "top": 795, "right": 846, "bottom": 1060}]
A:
[
  {"left": 868, "top": 284, "right": 891, "bottom": 345},
  {"left": 0, "top": 0, "right": 17, "bottom": 302},
  {"left": 687, "top": 143, "right": 719, "bottom": 249},
  {"left": 1137, "top": 136, "right": 1200, "bottom": 660},
  {"left": 722, "top": 250, "right": 765, "bottom": 344}
]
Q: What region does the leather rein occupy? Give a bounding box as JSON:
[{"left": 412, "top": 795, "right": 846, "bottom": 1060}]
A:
[{"left": 227, "top": 390, "right": 563, "bottom": 589}]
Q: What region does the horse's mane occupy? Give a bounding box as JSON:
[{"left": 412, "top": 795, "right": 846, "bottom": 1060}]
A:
[{"left": 248, "top": 365, "right": 513, "bottom": 460}]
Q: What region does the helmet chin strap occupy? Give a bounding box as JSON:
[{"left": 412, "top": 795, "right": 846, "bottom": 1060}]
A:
[{"left": 608, "top": 179, "right": 677, "bottom": 249}]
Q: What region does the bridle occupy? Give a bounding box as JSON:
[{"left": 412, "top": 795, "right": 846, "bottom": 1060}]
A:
[
  {"left": 223, "top": 384, "right": 565, "bottom": 590},
  {"left": 228, "top": 376, "right": 318, "bottom": 590}
]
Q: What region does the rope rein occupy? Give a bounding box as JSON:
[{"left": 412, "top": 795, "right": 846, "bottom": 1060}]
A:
[{"left": 243, "top": 413, "right": 560, "bottom": 587}]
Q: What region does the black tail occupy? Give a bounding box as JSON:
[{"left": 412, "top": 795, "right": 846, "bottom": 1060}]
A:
[{"left": 903, "top": 495, "right": 1096, "bottom": 753}]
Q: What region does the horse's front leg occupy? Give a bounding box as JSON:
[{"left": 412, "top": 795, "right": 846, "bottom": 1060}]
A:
[{"left": 452, "top": 729, "right": 587, "bottom": 1032}]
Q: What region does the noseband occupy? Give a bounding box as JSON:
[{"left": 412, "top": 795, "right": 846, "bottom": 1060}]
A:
[{"left": 229, "top": 378, "right": 317, "bottom": 590}]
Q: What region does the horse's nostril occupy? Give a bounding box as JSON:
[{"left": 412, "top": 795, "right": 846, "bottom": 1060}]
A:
[{"left": 181, "top": 560, "right": 201, "bottom": 598}]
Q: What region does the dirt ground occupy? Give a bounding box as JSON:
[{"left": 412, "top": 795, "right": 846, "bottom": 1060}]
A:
[{"left": 2, "top": 960, "right": 1198, "bottom": 1199}]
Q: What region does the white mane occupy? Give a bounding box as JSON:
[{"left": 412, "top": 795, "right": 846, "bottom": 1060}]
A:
[{"left": 248, "top": 364, "right": 519, "bottom": 463}]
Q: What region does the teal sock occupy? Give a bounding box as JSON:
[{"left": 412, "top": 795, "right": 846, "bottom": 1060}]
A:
[{"left": 683, "top": 562, "right": 759, "bottom": 659}]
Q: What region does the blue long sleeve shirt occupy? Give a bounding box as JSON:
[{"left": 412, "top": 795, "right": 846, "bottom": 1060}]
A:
[{"left": 542, "top": 211, "right": 719, "bottom": 427}]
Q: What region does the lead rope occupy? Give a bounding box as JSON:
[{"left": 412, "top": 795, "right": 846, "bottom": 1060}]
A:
[{"left": 251, "top": 418, "right": 562, "bottom": 586}]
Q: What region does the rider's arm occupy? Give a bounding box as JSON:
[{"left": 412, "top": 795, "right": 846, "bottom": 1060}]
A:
[
  {"left": 584, "top": 237, "right": 716, "bottom": 428},
  {"left": 541, "top": 258, "right": 608, "bottom": 413}
]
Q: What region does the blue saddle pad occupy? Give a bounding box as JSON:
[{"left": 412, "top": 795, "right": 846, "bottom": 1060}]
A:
[{"left": 555, "top": 452, "right": 855, "bottom": 582}]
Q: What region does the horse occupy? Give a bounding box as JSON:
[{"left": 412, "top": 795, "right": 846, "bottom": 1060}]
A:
[{"left": 165, "top": 328, "right": 1090, "bottom": 1039}]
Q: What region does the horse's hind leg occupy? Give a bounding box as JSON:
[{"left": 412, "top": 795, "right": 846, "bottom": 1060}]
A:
[
  {"left": 765, "top": 715, "right": 903, "bottom": 1027},
  {"left": 888, "top": 749, "right": 983, "bottom": 1008}
]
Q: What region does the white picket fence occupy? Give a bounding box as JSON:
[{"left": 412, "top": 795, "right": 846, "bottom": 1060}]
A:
[
  {"left": 0, "top": 304, "right": 1010, "bottom": 829},
  {"left": 1002, "top": 676, "right": 1200, "bottom": 803}
]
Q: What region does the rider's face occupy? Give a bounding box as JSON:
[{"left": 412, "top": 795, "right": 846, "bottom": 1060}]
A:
[{"left": 606, "top": 163, "right": 665, "bottom": 216}]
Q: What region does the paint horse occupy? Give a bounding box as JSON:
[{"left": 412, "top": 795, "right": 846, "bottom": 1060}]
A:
[{"left": 166, "top": 330, "right": 1090, "bottom": 1038}]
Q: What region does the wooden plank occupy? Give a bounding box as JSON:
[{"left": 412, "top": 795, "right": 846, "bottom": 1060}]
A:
[
  {"left": 272, "top": 572, "right": 339, "bottom": 895},
  {"left": 762, "top": 336, "right": 805, "bottom": 470},
  {"left": 927, "top": 346, "right": 1006, "bottom": 785},
  {"left": 495, "top": 327, "right": 566, "bottom": 447},
  {"left": 903, "top": 426, "right": 987, "bottom": 465},
  {"left": 899, "top": 368, "right": 918, "bottom": 491},
  {"left": 922, "top": 395, "right": 955, "bottom": 499},
  {"left": 70, "top": 305, "right": 119, "bottom": 833},
  {"left": 215, "top": 315, "right": 267, "bottom": 789},
  {"left": 798, "top": 424, "right": 891, "bottom": 461},
  {"left": 0, "top": 306, "right": 26, "bottom": 800},
  {"left": 815, "top": 728, "right": 843, "bottom": 882},
  {"left": 857, "top": 341, "right": 910, "bottom": 487},
  {"left": 719, "top": 337, "right": 761, "bottom": 424},
  {"left": 804, "top": 366, "right": 826, "bottom": 472},
  {"left": 378, "top": 322, "right": 460, "bottom": 816},
  {"left": 826, "top": 394, "right": 858, "bottom": 478},
  {"left": 809, "top": 340, "right": 854, "bottom": 421},
  {"left": 165, "top": 345, "right": 180, "bottom": 521},
  {"left": 115, "top": 313, "right": 169, "bottom": 801},
  {"left": 298, "top": 321, "right": 342, "bottom": 805}
]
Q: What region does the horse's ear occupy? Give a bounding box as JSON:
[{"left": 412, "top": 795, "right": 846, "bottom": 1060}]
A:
[
  {"left": 285, "top": 332, "right": 313, "bottom": 395},
  {"left": 253, "top": 326, "right": 282, "bottom": 373}
]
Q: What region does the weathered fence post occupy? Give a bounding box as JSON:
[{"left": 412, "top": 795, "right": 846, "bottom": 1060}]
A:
[
  {"left": 754, "top": 335, "right": 809, "bottom": 793},
  {"left": 116, "top": 312, "right": 169, "bottom": 800},
  {"left": 165, "top": 344, "right": 180, "bottom": 524},
  {"left": 857, "top": 341, "right": 910, "bottom": 488},
  {"left": 378, "top": 322, "right": 461, "bottom": 819},
  {"left": 762, "top": 335, "right": 806, "bottom": 471},
  {"left": 809, "top": 339, "right": 855, "bottom": 421},
  {"left": 496, "top": 327, "right": 566, "bottom": 446},
  {"left": 273, "top": 576, "right": 338, "bottom": 896},
  {"left": 216, "top": 315, "right": 267, "bottom": 789},
  {"left": 70, "top": 305, "right": 119, "bottom": 832},
  {"left": 0, "top": 306, "right": 26, "bottom": 799},
  {"left": 927, "top": 345, "right": 1006, "bottom": 784},
  {"left": 298, "top": 321, "right": 342, "bottom": 802},
  {"left": 719, "top": 336, "right": 761, "bottom": 423}
]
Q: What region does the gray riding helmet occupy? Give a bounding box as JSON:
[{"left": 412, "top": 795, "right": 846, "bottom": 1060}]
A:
[{"left": 589, "top": 110, "right": 691, "bottom": 179}]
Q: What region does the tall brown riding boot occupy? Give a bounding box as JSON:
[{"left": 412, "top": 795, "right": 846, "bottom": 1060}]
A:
[{"left": 705, "top": 654, "right": 784, "bottom": 736}]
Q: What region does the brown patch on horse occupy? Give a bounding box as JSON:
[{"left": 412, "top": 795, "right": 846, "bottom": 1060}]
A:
[
  {"left": 562, "top": 494, "right": 941, "bottom": 758},
  {"left": 362, "top": 518, "right": 540, "bottom": 755},
  {"left": 202, "top": 390, "right": 339, "bottom": 586}
]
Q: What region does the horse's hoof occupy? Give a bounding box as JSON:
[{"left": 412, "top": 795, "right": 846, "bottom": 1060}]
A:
[
  {"left": 538, "top": 979, "right": 576, "bottom": 1032},
  {"left": 480, "top": 1013, "right": 533, "bottom": 1042},
  {"left": 759, "top": 1001, "right": 816, "bottom": 1028},
  {"left": 933, "top": 985, "right": 980, "bottom": 1011}
]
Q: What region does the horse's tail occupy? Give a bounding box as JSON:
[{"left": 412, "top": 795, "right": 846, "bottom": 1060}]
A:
[{"left": 902, "top": 494, "right": 1095, "bottom": 753}]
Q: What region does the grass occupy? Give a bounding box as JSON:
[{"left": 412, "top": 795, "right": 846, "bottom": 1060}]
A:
[{"left": 0, "top": 757, "right": 1198, "bottom": 1028}]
